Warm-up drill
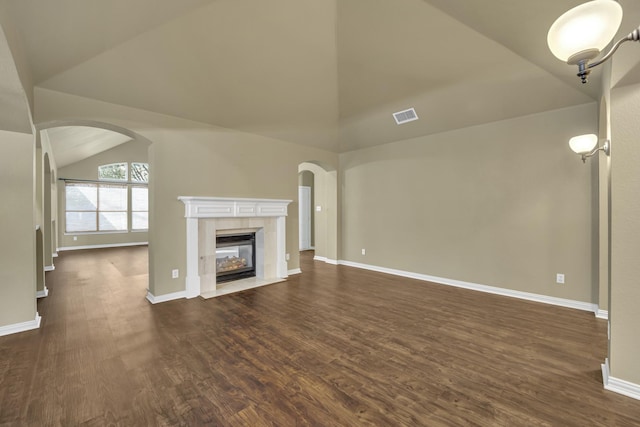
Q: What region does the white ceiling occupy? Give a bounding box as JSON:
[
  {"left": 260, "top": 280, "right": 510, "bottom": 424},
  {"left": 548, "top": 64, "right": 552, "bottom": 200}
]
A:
[
  {"left": 44, "top": 126, "right": 132, "bottom": 168},
  {"left": 3, "top": 0, "right": 640, "bottom": 160}
]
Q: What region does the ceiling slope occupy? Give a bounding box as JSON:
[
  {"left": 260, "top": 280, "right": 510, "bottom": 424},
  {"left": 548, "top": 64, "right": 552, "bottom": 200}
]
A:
[
  {"left": 44, "top": 126, "right": 132, "bottom": 168},
  {"left": 36, "top": 0, "right": 340, "bottom": 152},
  {"left": 3, "top": 0, "right": 217, "bottom": 84},
  {"left": 4, "top": 0, "right": 640, "bottom": 156}
]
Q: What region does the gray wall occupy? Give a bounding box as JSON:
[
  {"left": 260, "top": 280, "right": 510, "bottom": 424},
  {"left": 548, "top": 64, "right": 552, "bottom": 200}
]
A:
[
  {"left": 340, "top": 103, "right": 598, "bottom": 304},
  {"left": 0, "top": 129, "right": 36, "bottom": 327},
  {"left": 34, "top": 88, "right": 339, "bottom": 297},
  {"left": 610, "top": 82, "right": 640, "bottom": 385}
]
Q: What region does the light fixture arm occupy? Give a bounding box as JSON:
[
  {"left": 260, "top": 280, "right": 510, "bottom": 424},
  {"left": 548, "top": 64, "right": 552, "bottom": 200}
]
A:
[
  {"left": 577, "top": 27, "right": 640, "bottom": 83},
  {"left": 580, "top": 139, "right": 610, "bottom": 163}
]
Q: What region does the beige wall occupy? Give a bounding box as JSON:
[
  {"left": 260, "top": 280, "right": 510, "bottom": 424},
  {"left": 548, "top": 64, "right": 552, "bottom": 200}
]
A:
[
  {"left": 340, "top": 103, "right": 598, "bottom": 303},
  {"left": 610, "top": 82, "right": 640, "bottom": 385},
  {"left": 34, "top": 88, "right": 338, "bottom": 297},
  {"left": 56, "top": 137, "right": 150, "bottom": 249},
  {"left": 0, "top": 129, "right": 36, "bottom": 327},
  {"left": 298, "top": 170, "right": 315, "bottom": 247}
]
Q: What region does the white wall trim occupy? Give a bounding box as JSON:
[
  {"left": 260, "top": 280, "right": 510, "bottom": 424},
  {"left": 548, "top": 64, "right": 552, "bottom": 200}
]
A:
[
  {"left": 52, "top": 252, "right": 58, "bottom": 258},
  {"left": 59, "top": 242, "right": 148, "bottom": 251},
  {"left": 596, "top": 308, "right": 609, "bottom": 320},
  {"left": 288, "top": 268, "right": 302, "bottom": 275},
  {"left": 44, "top": 265, "right": 55, "bottom": 272},
  {"left": 314, "top": 256, "right": 339, "bottom": 265},
  {"left": 146, "top": 290, "right": 186, "bottom": 304},
  {"left": 36, "top": 286, "right": 49, "bottom": 299},
  {"left": 602, "top": 358, "right": 640, "bottom": 401},
  {"left": 338, "top": 260, "right": 598, "bottom": 314},
  {"left": 0, "top": 312, "right": 41, "bottom": 337}
]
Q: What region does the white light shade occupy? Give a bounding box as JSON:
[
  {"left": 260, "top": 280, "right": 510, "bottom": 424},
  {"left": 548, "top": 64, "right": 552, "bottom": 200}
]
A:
[
  {"left": 548, "top": 0, "right": 623, "bottom": 63},
  {"left": 569, "top": 134, "right": 598, "bottom": 154}
]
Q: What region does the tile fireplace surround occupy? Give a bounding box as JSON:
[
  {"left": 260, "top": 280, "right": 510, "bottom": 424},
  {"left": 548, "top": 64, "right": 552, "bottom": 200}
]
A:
[{"left": 178, "top": 197, "right": 292, "bottom": 299}]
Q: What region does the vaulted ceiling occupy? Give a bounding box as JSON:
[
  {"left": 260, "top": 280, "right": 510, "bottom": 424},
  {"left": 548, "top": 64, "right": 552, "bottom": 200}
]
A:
[{"left": 3, "top": 0, "right": 640, "bottom": 159}]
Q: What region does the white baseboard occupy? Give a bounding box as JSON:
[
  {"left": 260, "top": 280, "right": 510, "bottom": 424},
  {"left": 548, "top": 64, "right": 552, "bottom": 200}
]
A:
[
  {"left": 44, "top": 265, "right": 55, "bottom": 272},
  {"left": 52, "top": 252, "right": 58, "bottom": 258},
  {"left": 36, "top": 286, "right": 49, "bottom": 299},
  {"left": 313, "top": 255, "right": 339, "bottom": 265},
  {"left": 602, "top": 358, "right": 640, "bottom": 400},
  {"left": 339, "top": 260, "right": 598, "bottom": 314},
  {"left": 59, "top": 242, "right": 148, "bottom": 251},
  {"left": 0, "top": 312, "right": 41, "bottom": 337},
  {"left": 146, "top": 290, "right": 186, "bottom": 304},
  {"left": 288, "top": 268, "right": 302, "bottom": 275},
  {"left": 596, "top": 308, "right": 609, "bottom": 320}
]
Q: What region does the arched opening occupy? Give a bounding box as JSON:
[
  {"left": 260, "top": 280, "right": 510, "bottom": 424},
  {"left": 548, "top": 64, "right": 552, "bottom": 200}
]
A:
[
  {"left": 35, "top": 120, "right": 154, "bottom": 296},
  {"left": 298, "top": 161, "right": 338, "bottom": 266}
]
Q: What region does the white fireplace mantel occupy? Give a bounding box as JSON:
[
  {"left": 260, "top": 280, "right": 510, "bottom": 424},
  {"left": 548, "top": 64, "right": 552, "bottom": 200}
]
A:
[
  {"left": 178, "top": 197, "right": 292, "bottom": 298},
  {"left": 179, "top": 196, "right": 291, "bottom": 219}
]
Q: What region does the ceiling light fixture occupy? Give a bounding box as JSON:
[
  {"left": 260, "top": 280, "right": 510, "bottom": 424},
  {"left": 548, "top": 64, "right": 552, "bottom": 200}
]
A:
[
  {"left": 548, "top": 0, "right": 639, "bottom": 83},
  {"left": 569, "top": 133, "right": 610, "bottom": 162}
]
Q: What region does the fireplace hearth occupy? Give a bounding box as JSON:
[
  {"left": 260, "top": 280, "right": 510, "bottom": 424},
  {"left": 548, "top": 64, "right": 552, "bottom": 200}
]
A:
[{"left": 216, "top": 233, "right": 256, "bottom": 283}]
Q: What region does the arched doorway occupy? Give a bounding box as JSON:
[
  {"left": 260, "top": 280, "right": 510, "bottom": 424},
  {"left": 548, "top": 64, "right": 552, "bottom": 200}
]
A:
[
  {"left": 298, "top": 161, "right": 338, "bottom": 265},
  {"left": 35, "top": 120, "right": 154, "bottom": 294}
]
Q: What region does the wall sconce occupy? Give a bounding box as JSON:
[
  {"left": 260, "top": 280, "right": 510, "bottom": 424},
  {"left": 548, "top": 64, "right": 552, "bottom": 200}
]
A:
[
  {"left": 569, "top": 134, "right": 610, "bottom": 162},
  {"left": 548, "top": 0, "right": 640, "bottom": 83}
]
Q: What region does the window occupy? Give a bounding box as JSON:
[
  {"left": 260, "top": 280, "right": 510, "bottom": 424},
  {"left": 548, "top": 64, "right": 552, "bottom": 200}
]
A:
[
  {"left": 65, "top": 182, "right": 128, "bottom": 232},
  {"left": 99, "top": 184, "right": 128, "bottom": 231},
  {"left": 64, "top": 162, "right": 149, "bottom": 233},
  {"left": 131, "top": 185, "right": 148, "bottom": 230},
  {"left": 130, "top": 163, "right": 149, "bottom": 230},
  {"left": 131, "top": 162, "right": 149, "bottom": 183},
  {"left": 65, "top": 183, "right": 98, "bottom": 232},
  {"left": 98, "top": 163, "right": 127, "bottom": 181}
]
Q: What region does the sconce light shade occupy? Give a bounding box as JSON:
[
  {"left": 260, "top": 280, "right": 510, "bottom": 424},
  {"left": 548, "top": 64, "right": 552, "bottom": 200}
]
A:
[
  {"left": 548, "top": 0, "right": 623, "bottom": 64},
  {"left": 569, "top": 133, "right": 598, "bottom": 154}
]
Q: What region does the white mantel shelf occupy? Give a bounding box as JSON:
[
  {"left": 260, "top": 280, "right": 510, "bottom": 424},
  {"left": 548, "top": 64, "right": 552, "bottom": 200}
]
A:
[
  {"left": 178, "top": 196, "right": 292, "bottom": 300},
  {"left": 178, "top": 196, "right": 291, "bottom": 219}
]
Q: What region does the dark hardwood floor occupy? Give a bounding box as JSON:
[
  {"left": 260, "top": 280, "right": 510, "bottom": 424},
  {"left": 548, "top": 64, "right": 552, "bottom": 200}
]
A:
[{"left": 1, "top": 247, "right": 639, "bottom": 426}]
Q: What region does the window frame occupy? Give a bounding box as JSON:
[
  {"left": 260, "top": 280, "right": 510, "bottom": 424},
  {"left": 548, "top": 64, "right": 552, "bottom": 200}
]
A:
[
  {"left": 64, "top": 181, "right": 130, "bottom": 233},
  {"left": 63, "top": 162, "right": 150, "bottom": 234}
]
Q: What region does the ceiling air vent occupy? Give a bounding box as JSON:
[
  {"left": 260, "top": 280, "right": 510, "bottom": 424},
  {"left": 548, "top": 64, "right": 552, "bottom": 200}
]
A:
[{"left": 393, "top": 108, "right": 419, "bottom": 125}]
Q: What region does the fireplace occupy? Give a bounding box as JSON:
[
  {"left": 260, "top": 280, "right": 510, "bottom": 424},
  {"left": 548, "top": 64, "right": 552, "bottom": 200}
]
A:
[
  {"left": 176, "top": 196, "right": 291, "bottom": 299},
  {"left": 216, "top": 233, "right": 256, "bottom": 283}
]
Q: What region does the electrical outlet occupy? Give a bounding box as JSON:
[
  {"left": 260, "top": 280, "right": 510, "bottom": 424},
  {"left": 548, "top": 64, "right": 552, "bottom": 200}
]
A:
[
  {"left": 361, "top": 248, "right": 366, "bottom": 255},
  {"left": 73, "top": 236, "right": 78, "bottom": 241},
  {"left": 316, "top": 205, "right": 322, "bottom": 212},
  {"left": 556, "top": 273, "right": 565, "bottom": 284},
  {"left": 286, "top": 253, "right": 290, "bottom": 261},
  {"left": 172, "top": 269, "right": 179, "bottom": 279}
]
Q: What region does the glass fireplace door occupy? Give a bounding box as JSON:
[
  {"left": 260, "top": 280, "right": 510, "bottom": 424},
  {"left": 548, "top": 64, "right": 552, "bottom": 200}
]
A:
[{"left": 216, "top": 233, "right": 256, "bottom": 283}]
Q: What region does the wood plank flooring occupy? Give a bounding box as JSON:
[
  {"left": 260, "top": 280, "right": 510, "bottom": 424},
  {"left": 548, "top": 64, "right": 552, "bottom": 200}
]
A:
[{"left": 1, "top": 247, "right": 639, "bottom": 426}]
